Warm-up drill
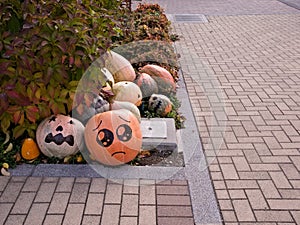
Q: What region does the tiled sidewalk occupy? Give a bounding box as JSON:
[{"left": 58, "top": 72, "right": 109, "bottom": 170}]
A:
[
  {"left": 0, "top": 176, "right": 194, "bottom": 225},
  {"left": 170, "top": 2, "right": 300, "bottom": 224}
]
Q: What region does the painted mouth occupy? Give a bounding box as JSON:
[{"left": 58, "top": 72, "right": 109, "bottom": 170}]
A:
[{"left": 111, "top": 151, "right": 126, "bottom": 157}]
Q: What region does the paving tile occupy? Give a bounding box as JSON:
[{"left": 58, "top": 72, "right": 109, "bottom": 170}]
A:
[
  {"left": 219, "top": 199, "right": 234, "bottom": 210},
  {"left": 216, "top": 189, "right": 230, "bottom": 199},
  {"left": 104, "top": 184, "right": 122, "bottom": 204},
  {"left": 279, "top": 189, "right": 300, "bottom": 199},
  {"left": 254, "top": 210, "right": 293, "bottom": 222},
  {"left": 81, "top": 215, "right": 101, "bottom": 225},
  {"left": 63, "top": 203, "right": 85, "bottom": 225},
  {"left": 101, "top": 204, "right": 120, "bottom": 225},
  {"left": 258, "top": 180, "right": 281, "bottom": 199},
  {"left": 238, "top": 171, "right": 270, "bottom": 180},
  {"left": 157, "top": 205, "right": 193, "bottom": 217},
  {"left": 250, "top": 163, "right": 281, "bottom": 171},
  {"left": 228, "top": 189, "right": 247, "bottom": 199},
  {"left": 140, "top": 185, "right": 156, "bottom": 205},
  {"left": 245, "top": 189, "right": 268, "bottom": 210},
  {"left": 139, "top": 205, "right": 156, "bottom": 225},
  {"left": 290, "top": 156, "right": 300, "bottom": 171},
  {"left": 222, "top": 210, "right": 237, "bottom": 222},
  {"left": 24, "top": 203, "right": 49, "bottom": 225},
  {"left": 232, "top": 157, "right": 251, "bottom": 171},
  {"left": 43, "top": 215, "right": 64, "bottom": 225},
  {"left": 291, "top": 180, "right": 300, "bottom": 189},
  {"left": 0, "top": 203, "right": 13, "bottom": 225},
  {"left": 280, "top": 164, "right": 300, "bottom": 179},
  {"left": 22, "top": 177, "right": 42, "bottom": 192},
  {"left": 157, "top": 217, "right": 194, "bottom": 225},
  {"left": 123, "top": 179, "right": 139, "bottom": 194},
  {"left": 120, "top": 216, "right": 138, "bottom": 225},
  {"left": 0, "top": 182, "right": 23, "bottom": 203},
  {"left": 0, "top": 177, "right": 9, "bottom": 192},
  {"left": 55, "top": 177, "right": 74, "bottom": 192},
  {"left": 291, "top": 211, "right": 300, "bottom": 224},
  {"left": 269, "top": 171, "right": 292, "bottom": 188},
  {"left": 156, "top": 185, "right": 189, "bottom": 195},
  {"left": 4, "top": 215, "right": 26, "bottom": 225},
  {"left": 48, "top": 192, "right": 70, "bottom": 214},
  {"left": 69, "top": 183, "right": 89, "bottom": 203},
  {"left": 34, "top": 182, "right": 56, "bottom": 203},
  {"left": 220, "top": 164, "right": 239, "bottom": 179},
  {"left": 244, "top": 150, "right": 261, "bottom": 163},
  {"left": 121, "top": 194, "right": 138, "bottom": 216},
  {"left": 84, "top": 193, "right": 104, "bottom": 215},
  {"left": 11, "top": 192, "right": 35, "bottom": 214},
  {"left": 213, "top": 180, "right": 226, "bottom": 189},
  {"left": 157, "top": 195, "right": 191, "bottom": 205},
  {"left": 226, "top": 180, "right": 258, "bottom": 189},
  {"left": 261, "top": 156, "right": 291, "bottom": 163},
  {"left": 90, "top": 178, "right": 107, "bottom": 193},
  {"left": 267, "top": 200, "right": 300, "bottom": 210},
  {"left": 232, "top": 200, "right": 256, "bottom": 222}
]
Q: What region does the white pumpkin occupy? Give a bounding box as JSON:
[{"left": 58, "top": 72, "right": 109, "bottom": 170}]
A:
[
  {"left": 36, "top": 114, "right": 85, "bottom": 159},
  {"left": 112, "top": 81, "right": 142, "bottom": 106}
]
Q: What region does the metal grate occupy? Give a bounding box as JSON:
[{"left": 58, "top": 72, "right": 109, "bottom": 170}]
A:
[{"left": 170, "top": 14, "right": 208, "bottom": 23}]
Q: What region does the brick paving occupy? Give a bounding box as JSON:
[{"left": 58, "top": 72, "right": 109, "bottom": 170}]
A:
[
  {"left": 0, "top": 177, "right": 194, "bottom": 225},
  {"left": 171, "top": 4, "right": 300, "bottom": 225}
]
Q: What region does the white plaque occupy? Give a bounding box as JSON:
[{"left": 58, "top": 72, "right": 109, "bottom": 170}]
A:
[{"left": 141, "top": 120, "right": 167, "bottom": 139}]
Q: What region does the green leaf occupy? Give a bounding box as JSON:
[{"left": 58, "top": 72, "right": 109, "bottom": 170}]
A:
[
  {"left": 13, "top": 125, "right": 26, "bottom": 139},
  {"left": 0, "top": 113, "right": 11, "bottom": 133}
]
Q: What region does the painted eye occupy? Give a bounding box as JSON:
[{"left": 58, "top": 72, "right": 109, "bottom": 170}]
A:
[
  {"left": 69, "top": 120, "right": 74, "bottom": 124},
  {"left": 116, "top": 124, "right": 132, "bottom": 142},
  {"left": 97, "top": 129, "right": 114, "bottom": 147}
]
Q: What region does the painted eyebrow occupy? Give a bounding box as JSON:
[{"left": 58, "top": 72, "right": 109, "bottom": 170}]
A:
[
  {"left": 93, "top": 120, "right": 103, "bottom": 131},
  {"left": 119, "top": 116, "right": 130, "bottom": 123}
]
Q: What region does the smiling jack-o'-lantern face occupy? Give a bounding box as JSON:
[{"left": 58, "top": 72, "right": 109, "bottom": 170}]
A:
[
  {"left": 84, "top": 109, "right": 142, "bottom": 166},
  {"left": 36, "top": 114, "right": 85, "bottom": 159}
]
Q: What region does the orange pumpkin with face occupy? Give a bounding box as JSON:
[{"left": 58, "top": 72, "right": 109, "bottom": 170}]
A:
[{"left": 84, "top": 109, "right": 142, "bottom": 166}]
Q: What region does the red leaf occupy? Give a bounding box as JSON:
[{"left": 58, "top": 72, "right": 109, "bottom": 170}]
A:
[
  {"left": 6, "top": 90, "right": 31, "bottom": 106},
  {"left": 13, "top": 110, "right": 22, "bottom": 124},
  {"left": 25, "top": 106, "right": 39, "bottom": 123}
]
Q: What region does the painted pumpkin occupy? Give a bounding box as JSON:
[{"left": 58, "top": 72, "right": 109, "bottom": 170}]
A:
[
  {"left": 148, "top": 94, "right": 172, "bottom": 116},
  {"left": 104, "top": 51, "right": 136, "bottom": 82},
  {"left": 21, "top": 138, "right": 40, "bottom": 160},
  {"left": 134, "top": 73, "right": 158, "bottom": 98},
  {"left": 36, "top": 115, "right": 85, "bottom": 159},
  {"left": 84, "top": 109, "right": 142, "bottom": 166},
  {"left": 112, "top": 81, "right": 142, "bottom": 106},
  {"left": 140, "top": 64, "right": 176, "bottom": 93}
]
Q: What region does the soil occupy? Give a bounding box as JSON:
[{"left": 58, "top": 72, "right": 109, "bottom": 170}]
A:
[{"left": 129, "top": 150, "right": 184, "bottom": 167}]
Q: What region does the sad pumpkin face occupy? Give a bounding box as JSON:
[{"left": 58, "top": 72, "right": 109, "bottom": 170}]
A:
[{"left": 84, "top": 109, "right": 142, "bottom": 166}]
